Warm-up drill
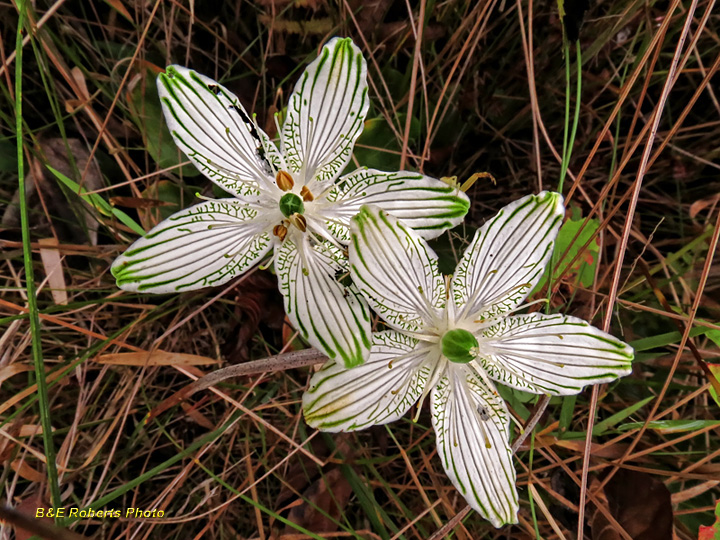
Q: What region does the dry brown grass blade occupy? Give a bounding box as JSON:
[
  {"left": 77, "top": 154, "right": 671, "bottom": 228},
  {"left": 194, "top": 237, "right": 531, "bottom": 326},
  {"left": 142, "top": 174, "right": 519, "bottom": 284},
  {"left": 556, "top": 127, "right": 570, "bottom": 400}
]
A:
[
  {"left": 95, "top": 350, "right": 220, "bottom": 366},
  {"left": 578, "top": 0, "right": 703, "bottom": 532},
  {"left": 145, "top": 348, "right": 326, "bottom": 423}
]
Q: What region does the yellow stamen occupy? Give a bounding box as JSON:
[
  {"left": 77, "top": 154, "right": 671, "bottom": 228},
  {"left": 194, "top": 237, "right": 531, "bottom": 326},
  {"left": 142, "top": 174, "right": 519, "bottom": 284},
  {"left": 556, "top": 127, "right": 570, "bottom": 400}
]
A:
[
  {"left": 289, "top": 213, "right": 307, "bottom": 232},
  {"left": 300, "top": 185, "right": 314, "bottom": 201},
  {"left": 276, "top": 170, "right": 294, "bottom": 191},
  {"left": 273, "top": 224, "right": 288, "bottom": 241}
]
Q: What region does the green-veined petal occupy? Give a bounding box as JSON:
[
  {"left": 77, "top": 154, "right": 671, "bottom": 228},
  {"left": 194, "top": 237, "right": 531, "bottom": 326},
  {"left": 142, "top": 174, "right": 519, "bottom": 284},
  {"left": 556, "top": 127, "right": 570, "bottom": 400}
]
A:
[
  {"left": 322, "top": 168, "right": 470, "bottom": 242},
  {"left": 111, "top": 199, "right": 273, "bottom": 293},
  {"left": 158, "top": 65, "right": 284, "bottom": 197},
  {"left": 477, "top": 313, "right": 634, "bottom": 395},
  {"left": 282, "top": 37, "right": 369, "bottom": 188},
  {"left": 451, "top": 191, "right": 564, "bottom": 323},
  {"left": 303, "top": 331, "right": 435, "bottom": 431},
  {"left": 276, "top": 236, "right": 371, "bottom": 368},
  {"left": 431, "top": 366, "right": 518, "bottom": 528},
  {"left": 349, "top": 206, "right": 446, "bottom": 333}
]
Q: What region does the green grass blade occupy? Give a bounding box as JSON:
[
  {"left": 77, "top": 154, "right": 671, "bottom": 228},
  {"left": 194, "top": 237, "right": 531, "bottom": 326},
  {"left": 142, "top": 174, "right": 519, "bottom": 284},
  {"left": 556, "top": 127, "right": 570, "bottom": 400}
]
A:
[
  {"left": 592, "top": 396, "right": 654, "bottom": 436},
  {"left": 14, "top": 0, "right": 62, "bottom": 511},
  {"left": 46, "top": 164, "right": 146, "bottom": 235}
]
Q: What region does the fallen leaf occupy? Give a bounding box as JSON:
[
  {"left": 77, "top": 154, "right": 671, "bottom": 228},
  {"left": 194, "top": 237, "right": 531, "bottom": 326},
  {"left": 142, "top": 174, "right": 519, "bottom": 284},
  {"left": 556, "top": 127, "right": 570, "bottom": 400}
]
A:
[
  {"left": 180, "top": 401, "right": 215, "bottom": 429},
  {"left": 689, "top": 193, "right": 720, "bottom": 218},
  {"left": 224, "top": 271, "right": 285, "bottom": 363},
  {"left": 0, "top": 363, "right": 34, "bottom": 385},
  {"left": 1, "top": 138, "right": 103, "bottom": 246},
  {"left": 11, "top": 459, "right": 47, "bottom": 483},
  {"left": 19, "top": 424, "right": 54, "bottom": 437},
  {"left": 12, "top": 493, "right": 53, "bottom": 540},
  {"left": 38, "top": 237, "right": 68, "bottom": 305},
  {"left": 590, "top": 470, "right": 672, "bottom": 540},
  {"left": 95, "top": 351, "right": 219, "bottom": 366},
  {"left": 698, "top": 500, "right": 720, "bottom": 540},
  {"left": 274, "top": 435, "right": 354, "bottom": 535},
  {"left": 281, "top": 468, "right": 353, "bottom": 536}
]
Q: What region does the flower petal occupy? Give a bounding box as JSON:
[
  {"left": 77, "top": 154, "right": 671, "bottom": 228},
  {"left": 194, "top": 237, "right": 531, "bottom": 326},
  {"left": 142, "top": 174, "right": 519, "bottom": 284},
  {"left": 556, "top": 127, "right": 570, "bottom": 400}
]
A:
[
  {"left": 431, "top": 366, "right": 518, "bottom": 528},
  {"left": 276, "top": 236, "right": 371, "bottom": 368},
  {"left": 158, "top": 65, "right": 284, "bottom": 197},
  {"left": 451, "top": 191, "right": 564, "bottom": 323},
  {"left": 478, "top": 313, "right": 634, "bottom": 395},
  {"left": 112, "top": 199, "right": 273, "bottom": 293},
  {"left": 282, "top": 37, "right": 369, "bottom": 188},
  {"left": 349, "top": 206, "right": 446, "bottom": 333},
  {"left": 303, "top": 330, "right": 436, "bottom": 431},
  {"left": 322, "top": 168, "right": 470, "bottom": 242}
]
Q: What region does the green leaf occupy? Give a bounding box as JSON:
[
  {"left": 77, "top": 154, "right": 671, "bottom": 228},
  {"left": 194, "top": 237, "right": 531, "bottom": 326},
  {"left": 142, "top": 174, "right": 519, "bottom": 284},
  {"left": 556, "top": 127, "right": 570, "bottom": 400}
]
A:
[
  {"left": 618, "top": 419, "right": 720, "bottom": 433},
  {"left": 351, "top": 115, "right": 420, "bottom": 172},
  {"left": 127, "top": 69, "right": 200, "bottom": 177},
  {"left": 47, "top": 165, "right": 146, "bottom": 235},
  {"left": 550, "top": 215, "right": 601, "bottom": 288},
  {"left": 630, "top": 326, "right": 710, "bottom": 352},
  {"left": 592, "top": 396, "right": 654, "bottom": 436}
]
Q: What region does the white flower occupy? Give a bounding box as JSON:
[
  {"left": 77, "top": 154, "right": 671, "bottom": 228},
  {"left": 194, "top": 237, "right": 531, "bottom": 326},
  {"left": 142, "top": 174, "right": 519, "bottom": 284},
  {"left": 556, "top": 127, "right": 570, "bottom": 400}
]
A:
[
  {"left": 111, "top": 38, "right": 469, "bottom": 368},
  {"left": 302, "top": 192, "right": 634, "bottom": 527}
]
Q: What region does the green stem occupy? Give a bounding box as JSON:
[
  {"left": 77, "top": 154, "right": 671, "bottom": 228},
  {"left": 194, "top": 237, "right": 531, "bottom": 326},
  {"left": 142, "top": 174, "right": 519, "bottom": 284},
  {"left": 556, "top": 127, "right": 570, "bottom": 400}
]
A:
[
  {"left": 528, "top": 433, "right": 541, "bottom": 539},
  {"left": 15, "top": 0, "right": 62, "bottom": 510},
  {"left": 558, "top": 40, "right": 583, "bottom": 194},
  {"left": 548, "top": 39, "right": 583, "bottom": 313}
]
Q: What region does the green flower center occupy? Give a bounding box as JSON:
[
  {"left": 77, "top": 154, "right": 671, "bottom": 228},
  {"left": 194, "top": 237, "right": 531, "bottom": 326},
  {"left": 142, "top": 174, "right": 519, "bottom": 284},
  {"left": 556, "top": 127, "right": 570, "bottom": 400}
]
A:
[
  {"left": 441, "top": 328, "right": 478, "bottom": 364},
  {"left": 279, "top": 193, "right": 305, "bottom": 217}
]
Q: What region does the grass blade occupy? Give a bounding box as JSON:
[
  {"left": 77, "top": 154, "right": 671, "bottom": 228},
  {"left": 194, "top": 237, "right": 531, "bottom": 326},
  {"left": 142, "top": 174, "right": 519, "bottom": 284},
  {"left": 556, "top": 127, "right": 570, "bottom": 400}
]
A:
[{"left": 14, "top": 0, "right": 61, "bottom": 510}]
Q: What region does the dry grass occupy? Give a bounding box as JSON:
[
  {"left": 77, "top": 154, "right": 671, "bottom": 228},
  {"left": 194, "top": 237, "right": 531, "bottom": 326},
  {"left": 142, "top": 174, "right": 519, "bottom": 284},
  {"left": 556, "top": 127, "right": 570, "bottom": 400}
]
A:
[{"left": 1, "top": 0, "right": 719, "bottom": 538}]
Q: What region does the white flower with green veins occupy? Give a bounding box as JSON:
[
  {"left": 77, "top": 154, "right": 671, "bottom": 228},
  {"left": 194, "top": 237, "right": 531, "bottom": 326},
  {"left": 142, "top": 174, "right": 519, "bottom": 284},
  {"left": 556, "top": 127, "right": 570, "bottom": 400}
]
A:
[
  {"left": 111, "top": 37, "right": 470, "bottom": 368},
  {"left": 303, "top": 192, "right": 634, "bottom": 527}
]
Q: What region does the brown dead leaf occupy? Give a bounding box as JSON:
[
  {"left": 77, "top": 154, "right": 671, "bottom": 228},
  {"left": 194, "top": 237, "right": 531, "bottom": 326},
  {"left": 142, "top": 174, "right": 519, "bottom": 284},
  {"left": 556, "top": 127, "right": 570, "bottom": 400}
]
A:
[
  {"left": 5, "top": 495, "right": 89, "bottom": 540},
  {"left": 11, "top": 459, "right": 47, "bottom": 482},
  {"left": 71, "top": 66, "right": 90, "bottom": 101},
  {"left": 19, "top": 424, "right": 53, "bottom": 437},
  {"left": 38, "top": 237, "right": 68, "bottom": 305},
  {"left": 0, "top": 363, "right": 34, "bottom": 385},
  {"left": 553, "top": 438, "right": 651, "bottom": 461},
  {"left": 180, "top": 401, "right": 215, "bottom": 429},
  {"left": 95, "top": 350, "right": 219, "bottom": 366},
  {"left": 590, "top": 470, "right": 672, "bottom": 540},
  {"left": 689, "top": 193, "right": 720, "bottom": 218},
  {"left": 12, "top": 493, "right": 53, "bottom": 540},
  {"left": 348, "top": 0, "right": 392, "bottom": 34},
  {"left": 273, "top": 435, "right": 354, "bottom": 536},
  {"left": 281, "top": 468, "right": 353, "bottom": 536},
  {"left": 1, "top": 138, "right": 103, "bottom": 246},
  {"left": 224, "top": 271, "right": 285, "bottom": 363}
]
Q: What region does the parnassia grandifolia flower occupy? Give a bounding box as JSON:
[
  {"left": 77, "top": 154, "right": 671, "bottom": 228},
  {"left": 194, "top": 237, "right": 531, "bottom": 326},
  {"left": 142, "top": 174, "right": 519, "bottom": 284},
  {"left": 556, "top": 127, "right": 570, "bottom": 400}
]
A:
[
  {"left": 112, "top": 37, "right": 469, "bottom": 368},
  {"left": 303, "top": 193, "right": 633, "bottom": 526}
]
